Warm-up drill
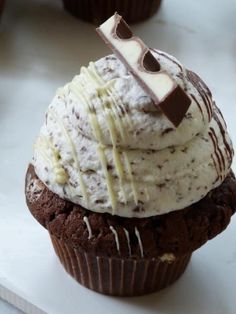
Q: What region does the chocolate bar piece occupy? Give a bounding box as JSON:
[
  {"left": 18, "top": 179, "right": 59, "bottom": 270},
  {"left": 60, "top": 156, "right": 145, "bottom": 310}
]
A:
[{"left": 96, "top": 13, "right": 191, "bottom": 127}]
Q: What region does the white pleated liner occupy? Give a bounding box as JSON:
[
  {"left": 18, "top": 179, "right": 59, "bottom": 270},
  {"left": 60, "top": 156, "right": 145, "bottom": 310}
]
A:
[{"left": 50, "top": 234, "right": 191, "bottom": 296}]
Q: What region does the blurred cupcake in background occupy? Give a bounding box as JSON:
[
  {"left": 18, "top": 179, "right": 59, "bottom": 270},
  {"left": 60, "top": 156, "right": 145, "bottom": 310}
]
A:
[
  {"left": 0, "top": 0, "right": 5, "bottom": 17},
  {"left": 62, "top": 0, "right": 162, "bottom": 24}
]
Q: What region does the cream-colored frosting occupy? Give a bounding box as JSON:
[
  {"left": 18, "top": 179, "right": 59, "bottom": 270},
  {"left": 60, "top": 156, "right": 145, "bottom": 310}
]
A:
[{"left": 33, "top": 50, "right": 233, "bottom": 218}]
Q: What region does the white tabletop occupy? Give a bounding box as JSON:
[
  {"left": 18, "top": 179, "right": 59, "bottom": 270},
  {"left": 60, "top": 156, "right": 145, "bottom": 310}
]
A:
[
  {"left": 0, "top": 299, "right": 22, "bottom": 314},
  {"left": 0, "top": 0, "right": 236, "bottom": 313}
]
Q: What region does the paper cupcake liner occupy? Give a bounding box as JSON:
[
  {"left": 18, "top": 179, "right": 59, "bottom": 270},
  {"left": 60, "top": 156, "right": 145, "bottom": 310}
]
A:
[
  {"left": 62, "top": 0, "right": 162, "bottom": 24},
  {"left": 50, "top": 234, "right": 191, "bottom": 296}
]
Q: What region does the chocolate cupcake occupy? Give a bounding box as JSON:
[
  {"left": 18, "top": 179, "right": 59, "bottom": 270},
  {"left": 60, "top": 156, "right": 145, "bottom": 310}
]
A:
[
  {"left": 62, "top": 0, "right": 162, "bottom": 24},
  {"left": 25, "top": 15, "right": 235, "bottom": 296}
]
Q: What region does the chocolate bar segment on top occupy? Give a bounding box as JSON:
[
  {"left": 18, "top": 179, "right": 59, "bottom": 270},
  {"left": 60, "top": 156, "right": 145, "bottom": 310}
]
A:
[{"left": 96, "top": 13, "right": 191, "bottom": 127}]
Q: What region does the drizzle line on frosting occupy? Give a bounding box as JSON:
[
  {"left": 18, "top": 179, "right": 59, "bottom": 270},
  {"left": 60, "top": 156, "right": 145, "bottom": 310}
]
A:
[
  {"left": 70, "top": 81, "right": 104, "bottom": 143},
  {"left": 202, "top": 93, "right": 212, "bottom": 122},
  {"left": 214, "top": 107, "right": 233, "bottom": 161},
  {"left": 123, "top": 228, "right": 132, "bottom": 256},
  {"left": 97, "top": 145, "right": 117, "bottom": 210},
  {"left": 209, "top": 131, "right": 223, "bottom": 177},
  {"left": 89, "top": 63, "right": 138, "bottom": 206},
  {"left": 211, "top": 127, "right": 226, "bottom": 171},
  {"left": 211, "top": 155, "right": 219, "bottom": 183},
  {"left": 70, "top": 61, "right": 140, "bottom": 210},
  {"left": 156, "top": 50, "right": 184, "bottom": 73},
  {"left": 83, "top": 216, "right": 93, "bottom": 239},
  {"left": 110, "top": 226, "right": 120, "bottom": 253},
  {"left": 83, "top": 65, "right": 123, "bottom": 210},
  {"left": 188, "top": 71, "right": 212, "bottom": 122},
  {"left": 35, "top": 135, "right": 68, "bottom": 185},
  {"left": 199, "top": 80, "right": 213, "bottom": 120},
  {"left": 70, "top": 76, "right": 117, "bottom": 208},
  {"left": 48, "top": 109, "right": 88, "bottom": 203},
  {"left": 190, "top": 94, "right": 205, "bottom": 122},
  {"left": 135, "top": 227, "right": 144, "bottom": 258},
  {"left": 75, "top": 65, "right": 120, "bottom": 210},
  {"left": 89, "top": 62, "right": 133, "bottom": 130},
  {"left": 209, "top": 126, "right": 226, "bottom": 181}
]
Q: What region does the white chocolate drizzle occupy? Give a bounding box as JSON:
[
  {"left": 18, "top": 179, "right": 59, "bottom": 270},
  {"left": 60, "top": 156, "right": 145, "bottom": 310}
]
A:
[
  {"left": 82, "top": 64, "right": 130, "bottom": 207},
  {"left": 97, "top": 145, "right": 117, "bottom": 211},
  {"left": 35, "top": 135, "right": 68, "bottom": 185},
  {"left": 135, "top": 227, "right": 144, "bottom": 258},
  {"left": 70, "top": 69, "right": 118, "bottom": 210},
  {"left": 70, "top": 81, "right": 104, "bottom": 144},
  {"left": 48, "top": 109, "right": 88, "bottom": 203},
  {"left": 83, "top": 216, "right": 93, "bottom": 239},
  {"left": 69, "top": 61, "right": 139, "bottom": 213},
  {"left": 110, "top": 226, "right": 120, "bottom": 253},
  {"left": 123, "top": 228, "right": 132, "bottom": 256},
  {"left": 89, "top": 62, "right": 132, "bottom": 130}
]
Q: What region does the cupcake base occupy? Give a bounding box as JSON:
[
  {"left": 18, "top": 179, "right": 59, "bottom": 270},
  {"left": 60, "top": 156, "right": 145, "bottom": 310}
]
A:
[
  {"left": 51, "top": 234, "right": 191, "bottom": 296},
  {"left": 62, "top": 0, "right": 162, "bottom": 24},
  {"left": 26, "top": 165, "right": 236, "bottom": 295}
]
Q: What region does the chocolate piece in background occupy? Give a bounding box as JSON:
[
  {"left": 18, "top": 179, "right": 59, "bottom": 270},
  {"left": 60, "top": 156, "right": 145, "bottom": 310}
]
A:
[
  {"left": 97, "top": 13, "right": 191, "bottom": 127},
  {"left": 62, "top": 0, "right": 162, "bottom": 24}
]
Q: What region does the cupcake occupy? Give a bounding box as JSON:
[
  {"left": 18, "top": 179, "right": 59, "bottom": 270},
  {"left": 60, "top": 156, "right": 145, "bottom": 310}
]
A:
[
  {"left": 62, "top": 0, "right": 162, "bottom": 24},
  {"left": 25, "top": 15, "right": 236, "bottom": 296}
]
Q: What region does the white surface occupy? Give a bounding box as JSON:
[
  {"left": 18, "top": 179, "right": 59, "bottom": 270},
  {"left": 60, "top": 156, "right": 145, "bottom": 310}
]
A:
[
  {"left": 0, "top": 0, "right": 236, "bottom": 313},
  {"left": 0, "top": 299, "right": 22, "bottom": 314}
]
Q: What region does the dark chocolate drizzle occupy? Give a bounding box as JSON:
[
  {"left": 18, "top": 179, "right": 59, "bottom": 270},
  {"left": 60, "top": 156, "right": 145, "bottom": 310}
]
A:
[
  {"left": 212, "top": 154, "right": 220, "bottom": 184},
  {"left": 202, "top": 92, "right": 213, "bottom": 122},
  {"left": 187, "top": 70, "right": 213, "bottom": 122},
  {"left": 214, "top": 106, "right": 233, "bottom": 161},
  {"left": 209, "top": 131, "right": 222, "bottom": 178},
  {"left": 190, "top": 93, "right": 204, "bottom": 121},
  {"left": 211, "top": 127, "right": 225, "bottom": 171},
  {"left": 153, "top": 49, "right": 184, "bottom": 73},
  {"left": 209, "top": 127, "right": 225, "bottom": 180}
]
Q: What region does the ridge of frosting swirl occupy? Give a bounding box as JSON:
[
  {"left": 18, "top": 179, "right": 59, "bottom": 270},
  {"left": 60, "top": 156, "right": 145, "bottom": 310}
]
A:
[{"left": 33, "top": 50, "right": 234, "bottom": 218}]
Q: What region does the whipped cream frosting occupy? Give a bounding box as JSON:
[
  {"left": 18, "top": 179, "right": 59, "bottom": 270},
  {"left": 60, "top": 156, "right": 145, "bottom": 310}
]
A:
[{"left": 33, "top": 50, "right": 234, "bottom": 218}]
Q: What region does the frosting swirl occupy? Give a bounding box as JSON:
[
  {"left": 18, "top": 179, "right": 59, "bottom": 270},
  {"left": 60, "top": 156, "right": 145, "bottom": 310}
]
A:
[{"left": 33, "top": 50, "right": 234, "bottom": 218}]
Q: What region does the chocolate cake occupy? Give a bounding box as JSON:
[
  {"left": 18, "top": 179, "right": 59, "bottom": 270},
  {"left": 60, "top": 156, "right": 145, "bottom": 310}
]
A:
[{"left": 26, "top": 165, "right": 236, "bottom": 259}]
